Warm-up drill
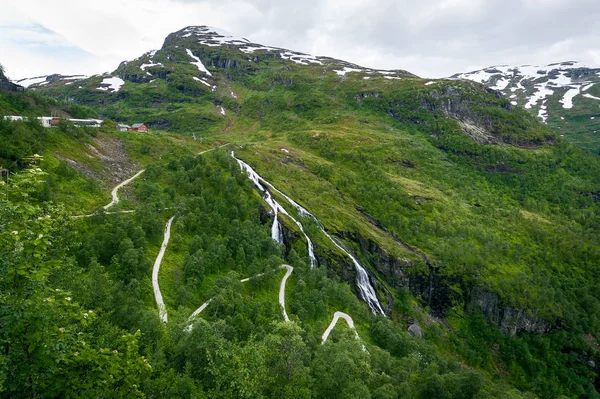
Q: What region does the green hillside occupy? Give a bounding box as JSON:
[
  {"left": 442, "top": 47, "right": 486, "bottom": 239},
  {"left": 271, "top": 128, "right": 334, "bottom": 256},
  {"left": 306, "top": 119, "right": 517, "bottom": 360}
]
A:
[{"left": 2, "top": 26, "right": 600, "bottom": 398}]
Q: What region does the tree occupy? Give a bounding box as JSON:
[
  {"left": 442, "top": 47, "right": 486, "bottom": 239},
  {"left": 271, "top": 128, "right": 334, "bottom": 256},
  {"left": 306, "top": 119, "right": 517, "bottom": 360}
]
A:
[
  {"left": 311, "top": 330, "right": 373, "bottom": 398},
  {"left": 0, "top": 165, "right": 149, "bottom": 397},
  {"left": 264, "top": 322, "right": 313, "bottom": 399}
]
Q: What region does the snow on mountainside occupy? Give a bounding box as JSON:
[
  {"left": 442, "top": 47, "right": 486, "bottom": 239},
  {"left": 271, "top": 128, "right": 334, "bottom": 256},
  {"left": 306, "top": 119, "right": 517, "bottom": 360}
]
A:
[
  {"left": 452, "top": 62, "right": 600, "bottom": 151},
  {"left": 20, "top": 25, "right": 417, "bottom": 92},
  {"left": 171, "top": 26, "right": 415, "bottom": 77},
  {"left": 17, "top": 74, "right": 88, "bottom": 88},
  {"left": 452, "top": 62, "right": 600, "bottom": 120}
]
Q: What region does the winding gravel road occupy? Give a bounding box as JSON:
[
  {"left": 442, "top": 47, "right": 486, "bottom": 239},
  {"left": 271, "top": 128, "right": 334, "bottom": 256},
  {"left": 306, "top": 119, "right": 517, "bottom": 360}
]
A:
[
  {"left": 184, "top": 263, "right": 363, "bottom": 348},
  {"left": 322, "top": 311, "right": 360, "bottom": 343},
  {"left": 103, "top": 169, "right": 145, "bottom": 210},
  {"left": 153, "top": 216, "right": 175, "bottom": 323},
  {"left": 279, "top": 265, "right": 293, "bottom": 322}
]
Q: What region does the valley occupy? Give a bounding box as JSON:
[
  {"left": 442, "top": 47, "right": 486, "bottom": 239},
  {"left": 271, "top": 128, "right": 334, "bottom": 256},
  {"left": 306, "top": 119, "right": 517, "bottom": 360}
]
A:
[{"left": 1, "top": 25, "right": 600, "bottom": 398}]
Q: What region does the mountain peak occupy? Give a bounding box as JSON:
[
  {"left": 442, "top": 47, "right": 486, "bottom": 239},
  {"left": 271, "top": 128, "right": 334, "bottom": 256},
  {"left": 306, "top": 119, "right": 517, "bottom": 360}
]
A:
[{"left": 176, "top": 26, "right": 252, "bottom": 47}]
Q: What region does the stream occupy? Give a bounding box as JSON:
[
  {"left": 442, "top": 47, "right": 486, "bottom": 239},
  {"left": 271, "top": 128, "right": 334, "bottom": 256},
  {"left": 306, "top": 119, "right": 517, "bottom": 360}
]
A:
[
  {"left": 231, "top": 152, "right": 384, "bottom": 315},
  {"left": 232, "top": 152, "right": 316, "bottom": 268}
]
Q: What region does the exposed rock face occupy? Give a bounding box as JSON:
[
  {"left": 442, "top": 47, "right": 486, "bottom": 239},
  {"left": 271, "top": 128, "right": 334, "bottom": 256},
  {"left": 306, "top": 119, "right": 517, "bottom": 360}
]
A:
[
  {"left": 345, "top": 227, "right": 555, "bottom": 335},
  {"left": 420, "top": 84, "right": 507, "bottom": 144},
  {"left": 408, "top": 323, "right": 424, "bottom": 339},
  {"left": 470, "top": 287, "right": 552, "bottom": 335},
  {"left": 355, "top": 92, "right": 380, "bottom": 102},
  {"left": 344, "top": 229, "right": 455, "bottom": 317}
]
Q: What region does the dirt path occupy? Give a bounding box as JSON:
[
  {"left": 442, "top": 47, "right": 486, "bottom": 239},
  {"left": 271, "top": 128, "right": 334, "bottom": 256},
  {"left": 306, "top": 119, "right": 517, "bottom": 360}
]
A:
[
  {"left": 104, "top": 169, "right": 145, "bottom": 210},
  {"left": 279, "top": 265, "right": 293, "bottom": 322},
  {"left": 153, "top": 216, "right": 175, "bottom": 323},
  {"left": 187, "top": 264, "right": 292, "bottom": 328},
  {"left": 321, "top": 311, "right": 360, "bottom": 343},
  {"left": 198, "top": 142, "right": 229, "bottom": 155}
]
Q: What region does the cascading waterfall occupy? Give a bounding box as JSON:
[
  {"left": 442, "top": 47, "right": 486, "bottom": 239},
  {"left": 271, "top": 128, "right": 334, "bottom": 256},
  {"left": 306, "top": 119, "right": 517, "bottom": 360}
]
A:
[
  {"left": 232, "top": 151, "right": 317, "bottom": 268},
  {"left": 233, "top": 153, "right": 284, "bottom": 245},
  {"left": 322, "top": 231, "right": 385, "bottom": 315},
  {"left": 231, "top": 151, "right": 384, "bottom": 315}
]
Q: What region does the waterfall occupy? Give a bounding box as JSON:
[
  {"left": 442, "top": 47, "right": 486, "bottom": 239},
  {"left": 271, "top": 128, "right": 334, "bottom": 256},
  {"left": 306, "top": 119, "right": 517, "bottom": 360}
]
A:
[
  {"left": 322, "top": 231, "right": 385, "bottom": 315},
  {"left": 232, "top": 152, "right": 384, "bottom": 315},
  {"left": 232, "top": 152, "right": 315, "bottom": 266},
  {"left": 233, "top": 153, "right": 283, "bottom": 245}
]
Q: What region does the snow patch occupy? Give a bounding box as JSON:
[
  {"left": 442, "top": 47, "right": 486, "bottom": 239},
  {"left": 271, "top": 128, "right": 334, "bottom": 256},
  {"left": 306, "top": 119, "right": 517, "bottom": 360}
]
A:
[
  {"left": 280, "top": 51, "right": 323, "bottom": 65},
  {"left": 220, "top": 106, "right": 226, "bottom": 116},
  {"left": 62, "top": 75, "right": 87, "bottom": 81},
  {"left": 96, "top": 77, "right": 125, "bottom": 92},
  {"left": 560, "top": 87, "right": 580, "bottom": 109},
  {"left": 525, "top": 83, "right": 554, "bottom": 109},
  {"left": 186, "top": 49, "right": 212, "bottom": 76},
  {"left": 583, "top": 93, "right": 600, "bottom": 101},
  {"left": 193, "top": 77, "right": 211, "bottom": 87},
  {"left": 183, "top": 26, "right": 250, "bottom": 47},
  {"left": 537, "top": 102, "right": 549, "bottom": 123},
  {"left": 456, "top": 69, "right": 496, "bottom": 83},
  {"left": 16, "top": 76, "right": 48, "bottom": 88},
  {"left": 281, "top": 148, "right": 289, "bottom": 153},
  {"left": 335, "top": 67, "right": 362, "bottom": 76},
  {"left": 582, "top": 83, "right": 595, "bottom": 92},
  {"left": 425, "top": 81, "right": 436, "bottom": 85},
  {"left": 492, "top": 78, "right": 510, "bottom": 91},
  {"left": 140, "top": 62, "right": 163, "bottom": 71},
  {"left": 239, "top": 45, "right": 279, "bottom": 53}
]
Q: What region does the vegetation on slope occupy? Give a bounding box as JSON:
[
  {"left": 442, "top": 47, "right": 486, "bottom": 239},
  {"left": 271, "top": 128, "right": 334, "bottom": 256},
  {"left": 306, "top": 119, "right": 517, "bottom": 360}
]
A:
[{"left": 4, "top": 29, "right": 600, "bottom": 397}]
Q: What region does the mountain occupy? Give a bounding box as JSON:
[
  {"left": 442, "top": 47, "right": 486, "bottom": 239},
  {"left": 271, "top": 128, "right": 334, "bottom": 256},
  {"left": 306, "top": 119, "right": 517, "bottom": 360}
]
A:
[
  {"left": 452, "top": 62, "right": 600, "bottom": 152},
  {"left": 2, "top": 26, "right": 600, "bottom": 398}
]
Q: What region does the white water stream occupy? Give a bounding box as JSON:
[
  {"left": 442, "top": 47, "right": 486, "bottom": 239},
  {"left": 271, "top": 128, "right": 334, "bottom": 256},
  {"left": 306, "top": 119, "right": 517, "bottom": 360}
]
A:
[
  {"left": 232, "top": 152, "right": 316, "bottom": 267},
  {"left": 231, "top": 152, "right": 384, "bottom": 315}
]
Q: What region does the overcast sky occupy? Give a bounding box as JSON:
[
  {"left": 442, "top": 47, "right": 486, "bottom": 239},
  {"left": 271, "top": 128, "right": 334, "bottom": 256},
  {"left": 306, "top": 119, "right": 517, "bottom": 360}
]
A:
[{"left": 2, "top": 0, "right": 600, "bottom": 80}]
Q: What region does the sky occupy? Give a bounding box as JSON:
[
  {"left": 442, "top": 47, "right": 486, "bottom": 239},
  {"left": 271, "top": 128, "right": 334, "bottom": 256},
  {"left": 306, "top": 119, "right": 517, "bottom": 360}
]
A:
[{"left": 1, "top": 0, "right": 600, "bottom": 80}]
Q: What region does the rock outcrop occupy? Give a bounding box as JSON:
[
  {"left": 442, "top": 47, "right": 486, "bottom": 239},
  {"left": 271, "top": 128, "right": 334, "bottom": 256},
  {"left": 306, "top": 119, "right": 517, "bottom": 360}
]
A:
[{"left": 470, "top": 287, "right": 552, "bottom": 335}]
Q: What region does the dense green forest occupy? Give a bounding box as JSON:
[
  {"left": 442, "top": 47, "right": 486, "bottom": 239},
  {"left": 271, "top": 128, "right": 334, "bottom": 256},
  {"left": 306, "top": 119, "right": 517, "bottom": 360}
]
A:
[{"left": 2, "top": 148, "right": 526, "bottom": 398}]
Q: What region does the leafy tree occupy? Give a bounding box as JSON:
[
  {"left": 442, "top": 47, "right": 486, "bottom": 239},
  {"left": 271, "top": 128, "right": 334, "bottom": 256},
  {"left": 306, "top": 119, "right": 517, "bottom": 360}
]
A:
[
  {"left": 264, "top": 322, "right": 313, "bottom": 398},
  {"left": 311, "top": 331, "right": 373, "bottom": 398},
  {"left": 0, "top": 165, "right": 149, "bottom": 397}
]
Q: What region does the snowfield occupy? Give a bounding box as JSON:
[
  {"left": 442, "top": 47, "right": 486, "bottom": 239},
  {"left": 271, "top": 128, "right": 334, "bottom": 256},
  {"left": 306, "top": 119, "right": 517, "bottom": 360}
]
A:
[
  {"left": 97, "top": 77, "right": 125, "bottom": 92},
  {"left": 186, "top": 49, "right": 213, "bottom": 76}
]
